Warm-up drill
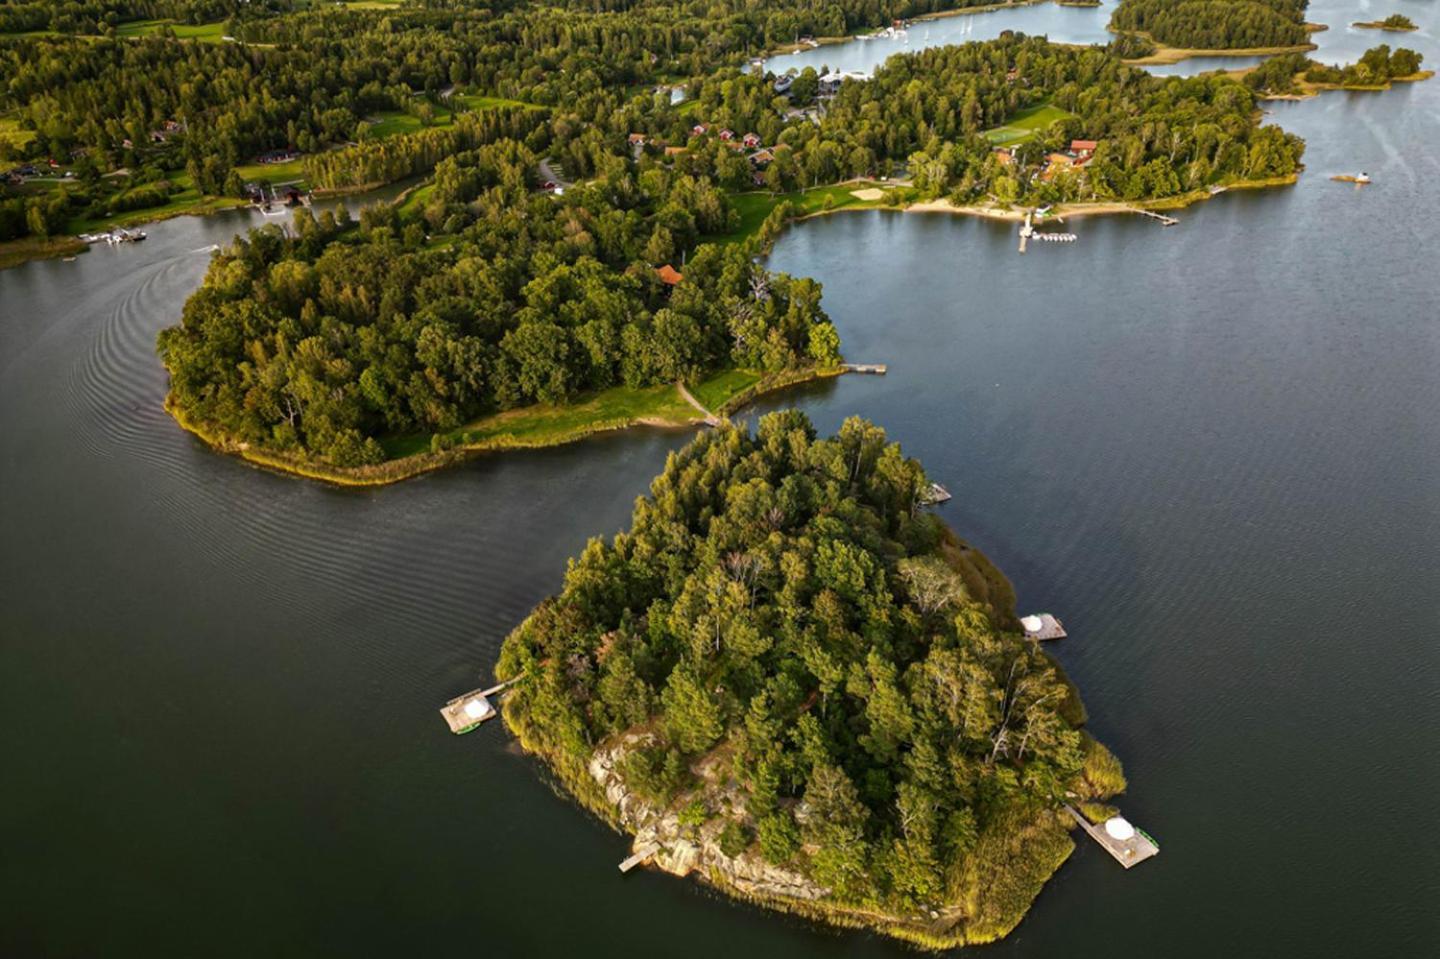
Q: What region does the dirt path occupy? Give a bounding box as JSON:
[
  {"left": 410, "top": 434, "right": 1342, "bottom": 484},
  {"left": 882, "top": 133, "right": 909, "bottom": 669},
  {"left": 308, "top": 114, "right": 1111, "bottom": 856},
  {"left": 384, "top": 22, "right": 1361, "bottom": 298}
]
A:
[{"left": 675, "top": 381, "right": 720, "bottom": 426}]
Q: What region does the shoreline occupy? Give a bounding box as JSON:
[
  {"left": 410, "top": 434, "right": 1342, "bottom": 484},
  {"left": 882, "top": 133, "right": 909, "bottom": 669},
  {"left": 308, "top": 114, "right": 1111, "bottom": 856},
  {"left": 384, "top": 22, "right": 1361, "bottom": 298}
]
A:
[
  {"left": 163, "top": 366, "right": 846, "bottom": 487},
  {"left": 907, "top": 175, "right": 1298, "bottom": 221},
  {"left": 1258, "top": 69, "right": 1434, "bottom": 100}
]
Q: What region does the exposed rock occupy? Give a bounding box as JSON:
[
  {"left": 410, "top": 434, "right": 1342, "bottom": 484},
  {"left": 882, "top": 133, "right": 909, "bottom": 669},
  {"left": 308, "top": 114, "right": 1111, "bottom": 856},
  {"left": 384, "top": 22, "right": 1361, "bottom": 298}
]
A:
[{"left": 590, "top": 735, "right": 829, "bottom": 901}]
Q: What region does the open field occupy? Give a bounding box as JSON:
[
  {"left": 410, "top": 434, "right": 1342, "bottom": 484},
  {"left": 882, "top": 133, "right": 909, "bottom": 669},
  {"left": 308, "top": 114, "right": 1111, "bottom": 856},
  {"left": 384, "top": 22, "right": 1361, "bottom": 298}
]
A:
[
  {"left": 983, "top": 103, "right": 1076, "bottom": 146},
  {"left": 719, "top": 182, "right": 906, "bottom": 244},
  {"left": 115, "top": 20, "right": 227, "bottom": 42}
]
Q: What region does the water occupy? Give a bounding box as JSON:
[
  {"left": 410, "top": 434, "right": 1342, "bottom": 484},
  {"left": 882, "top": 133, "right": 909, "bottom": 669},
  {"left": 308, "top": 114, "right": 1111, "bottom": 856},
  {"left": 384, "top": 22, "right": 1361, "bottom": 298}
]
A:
[{"left": 3, "top": 2, "right": 1439, "bottom": 955}]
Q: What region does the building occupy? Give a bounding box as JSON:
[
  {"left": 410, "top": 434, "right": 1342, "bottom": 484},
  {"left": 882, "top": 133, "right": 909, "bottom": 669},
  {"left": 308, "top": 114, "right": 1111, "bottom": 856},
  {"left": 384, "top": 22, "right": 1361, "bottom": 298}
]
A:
[
  {"left": 994, "top": 148, "right": 1014, "bottom": 167},
  {"left": 748, "top": 149, "right": 776, "bottom": 168},
  {"left": 1070, "top": 139, "right": 1098, "bottom": 158},
  {"left": 718, "top": 128, "right": 735, "bottom": 141},
  {"left": 819, "top": 71, "right": 867, "bottom": 96},
  {"left": 742, "top": 132, "right": 762, "bottom": 148},
  {"left": 773, "top": 74, "right": 794, "bottom": 95},
  {"left": 628, "top": 133, "right": 648, "bottom": 146},
  {"left": 691, "top": 123, "right": 709, "bottom": 136}
]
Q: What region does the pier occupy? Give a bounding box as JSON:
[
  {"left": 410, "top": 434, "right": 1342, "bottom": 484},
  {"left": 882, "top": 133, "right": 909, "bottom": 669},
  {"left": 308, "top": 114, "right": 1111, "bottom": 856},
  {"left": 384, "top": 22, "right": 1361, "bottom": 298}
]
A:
[
  {"left": 1065, "top": 806, "right": 1159, "bottom": 868},
  {"left": 618, "top": 842, "right": 661, "bottom": 873},
  {"left": 841, "top": 363, "right": 887, "bottom": 374},
  {"left": 923, "top": 482, "right": 951, "bottom": 504},
  {"left": 438, "top": 678, "right": 518, "bottom": 734},
  {"left": 1020, "top": 613, "right": 1066, "bottom": 641},
  {"left": 1128, "top": 207, "right": 1178, "bottom": 226}
]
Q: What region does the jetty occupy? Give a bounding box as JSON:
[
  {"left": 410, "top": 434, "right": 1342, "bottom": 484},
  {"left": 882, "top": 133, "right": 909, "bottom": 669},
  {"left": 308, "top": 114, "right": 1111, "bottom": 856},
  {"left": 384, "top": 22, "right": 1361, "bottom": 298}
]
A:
[
  {"left": 1128, "top": 207, "right": 1178, "bottom": 226},
  {"left": 841, "top": 363, "right": 887, "bottom": 374},
  {"left": 922, "top": 482, "right": 951, "bottom": 504},
  {"left": 1020, "top": 612, "right": 1066, "bottom": 641},
  {"left": 438, "top": 678, "right": 518, "bottom": 734},
  {"left": 1065, "top": 806, "right": 1159, "bottom": 869},
  {"left": 618, "top": 842, "right": 661, "bottom": 873}
]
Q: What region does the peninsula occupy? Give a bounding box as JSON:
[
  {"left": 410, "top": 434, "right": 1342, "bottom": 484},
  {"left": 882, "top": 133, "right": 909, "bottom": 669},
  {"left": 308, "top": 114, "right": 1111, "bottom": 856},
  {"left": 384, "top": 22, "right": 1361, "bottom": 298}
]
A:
[{"left": 496, "top": 413, "right": 1129, "bottom": 949}]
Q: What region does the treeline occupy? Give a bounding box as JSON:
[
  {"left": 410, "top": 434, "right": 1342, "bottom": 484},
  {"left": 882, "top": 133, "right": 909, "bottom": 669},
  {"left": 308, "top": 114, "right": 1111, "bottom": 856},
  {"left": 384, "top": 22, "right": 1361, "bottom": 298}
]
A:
[
  {"left": 1243, "top": 44, "right": 1425, "bottom": 95},
  {"left": 638, "top": 37, "right": 1304, "bottom": 205},
  {"left": 497, "top": 413, "right": 1125, "bottom": 928},
  {"left": 303, "top": 107, "right": 548, "bottom": 191},
  {"left": 0, "top": 1, "right": 291, "bottom": 34},
  {"left": 1110, "top": 0, "right": 1311, "bottom": 49},
  {"left": 158, "top": 139, "right": 838, "bottom": 465}
]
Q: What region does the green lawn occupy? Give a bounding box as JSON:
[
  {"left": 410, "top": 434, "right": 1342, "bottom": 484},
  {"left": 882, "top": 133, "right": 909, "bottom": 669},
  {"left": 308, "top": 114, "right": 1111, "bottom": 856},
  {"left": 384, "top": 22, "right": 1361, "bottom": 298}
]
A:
[
  {"left": 450, "top": 94, "right": 542, "bottom": 113},
  {"left": 719, "top": 182, "right": 902, "bottom": 245},
  {"left": 380, "top": 367, "right": 771, "bottom": 459},
  {"left": 367, "top": 106, "right": 453, "bottom": 139},
  {"left": 234, "top": 156, "right": 308, "bottom": 183},
  {"left": 66, "top": 170, "right": 247, "bottom": 234},
  {"left": 689, "top": 368, "right": 762, "bottom": 412},
  {"left": 982, "top": 102, "right": 1076, "bottom": 146},
  {"left": 115, "top": 20, "right": 227, "bottom": 42}
]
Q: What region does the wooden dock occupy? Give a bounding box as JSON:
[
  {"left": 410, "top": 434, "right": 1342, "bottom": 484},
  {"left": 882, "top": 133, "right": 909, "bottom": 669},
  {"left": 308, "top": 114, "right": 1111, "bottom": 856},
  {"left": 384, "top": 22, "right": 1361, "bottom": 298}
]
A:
[
  {"left": 841, "top": 363, "right": 887, "bottom": 374},
  {"left": 1128, "top": 207, "right": 1178, "bottom": 226},
  {"left": 1065, "top": 806, "right": 1159, "bottom": 868},
  {"left": 618, "top": 843, "right": 660, "bottom": 873},
  {"left": 438, "top": 679, "right": 517, "bottom": 734},
  {"left": 1021, "top": 612, "right": 1066, "bottom": 641}
]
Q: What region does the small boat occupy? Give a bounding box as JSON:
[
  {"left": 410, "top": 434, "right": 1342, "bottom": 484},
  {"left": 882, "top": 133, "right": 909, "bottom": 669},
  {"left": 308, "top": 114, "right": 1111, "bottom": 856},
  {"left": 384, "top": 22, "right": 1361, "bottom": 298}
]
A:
[{"left": 1355, "top": 171, "right": 1371, "bottom": 184}]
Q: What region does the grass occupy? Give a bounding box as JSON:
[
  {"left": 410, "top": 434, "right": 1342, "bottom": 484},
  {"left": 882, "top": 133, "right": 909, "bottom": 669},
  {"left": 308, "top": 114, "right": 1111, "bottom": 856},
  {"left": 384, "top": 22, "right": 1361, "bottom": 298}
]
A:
[
  {"left": 65, "top": 170, "right": 248, "bottom": 234},
  {"left": 0, "top": 234, "right": 86, "bottom": 271},
  {"left": 114, "top": 20, "right": 227, "bottom": 42},
  {"left": 982, "top": 102, "right": 1076, "bottom": 147},
  {"left": 689, "top": 369, "right": 761, "bottom": 412},
  {"left": 0, "top": 116, "right": 36, "bottom": 149},
  {"left": 234, "top": 156, "right": 308, "bottom": 183},
  {"left": 451, "top": 94, "right": 540, "bottom": 112},
  {"left": 719, "top": 182, "right": 902, "bottom": 245}
]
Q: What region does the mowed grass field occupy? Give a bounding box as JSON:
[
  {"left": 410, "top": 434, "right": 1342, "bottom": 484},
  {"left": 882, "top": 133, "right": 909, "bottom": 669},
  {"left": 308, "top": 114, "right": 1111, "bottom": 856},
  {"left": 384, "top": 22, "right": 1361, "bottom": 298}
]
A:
[
  {"left": 115, "top": 20, "right": 227, "bottom": 42},
  {"left": 983, "top": 102, "right": 1076, "bottom": 146},
  {"left": 720, "top": 182, "right": 905, "bottom": 245}
]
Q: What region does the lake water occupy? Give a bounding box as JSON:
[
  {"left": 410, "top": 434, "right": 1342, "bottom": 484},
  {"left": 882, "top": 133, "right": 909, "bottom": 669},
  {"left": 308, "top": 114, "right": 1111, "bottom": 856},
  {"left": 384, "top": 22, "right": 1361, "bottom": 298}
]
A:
[{"left": 3, "top": 2, "right": 1438, "bottom": 955}]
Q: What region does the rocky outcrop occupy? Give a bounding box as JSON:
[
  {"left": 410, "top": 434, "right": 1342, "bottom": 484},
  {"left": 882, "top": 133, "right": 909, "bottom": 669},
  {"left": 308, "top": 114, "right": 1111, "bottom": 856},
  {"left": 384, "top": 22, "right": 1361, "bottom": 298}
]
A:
[{"left": 589, "top": 733, "right": 829, "bottom": 902}]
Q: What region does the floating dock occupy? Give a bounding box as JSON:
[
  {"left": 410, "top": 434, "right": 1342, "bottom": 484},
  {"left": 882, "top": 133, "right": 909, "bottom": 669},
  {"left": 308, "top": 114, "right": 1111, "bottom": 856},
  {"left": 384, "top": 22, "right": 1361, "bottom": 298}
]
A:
[
  {"left": 923, "top": 482, "right": 951, "bottom": 504},
  {"left": 1021, "top": 612, "right": 1066, "bottom": 641},
  {"left": 438, "top": 678, "right": 517, "bottom": 734},
  {"left": 841, "top": 363, "right": 887, "bottom": 374},
  {"left": 1065, "top": 806, "right": 1159, "bottom": 868}
]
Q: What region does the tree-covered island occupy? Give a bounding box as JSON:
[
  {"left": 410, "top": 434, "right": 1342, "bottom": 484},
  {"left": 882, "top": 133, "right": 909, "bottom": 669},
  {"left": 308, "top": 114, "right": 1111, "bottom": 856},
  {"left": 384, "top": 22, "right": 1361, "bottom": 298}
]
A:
[
  {"left": 496, "top": 413, "right": 1127, "bottom": 948},
  {"left": 1353, "top": 15, "right": 1418, "bottom": 33}
]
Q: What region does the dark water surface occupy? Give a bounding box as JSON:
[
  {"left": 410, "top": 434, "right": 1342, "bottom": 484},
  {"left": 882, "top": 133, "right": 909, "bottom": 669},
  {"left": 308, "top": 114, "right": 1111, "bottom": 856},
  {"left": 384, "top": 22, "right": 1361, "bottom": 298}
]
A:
[{"left": 3, "top": 2, "right": 1438, "bottom": 956}]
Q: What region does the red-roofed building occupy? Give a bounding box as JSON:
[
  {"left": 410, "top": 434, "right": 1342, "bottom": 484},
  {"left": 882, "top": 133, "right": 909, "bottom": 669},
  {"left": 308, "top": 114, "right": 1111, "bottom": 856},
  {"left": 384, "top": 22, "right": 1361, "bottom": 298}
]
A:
[
  {"left": 1071, "top": 139, "right": 1098, "bottom": 157},
  {"left": 656, "top": 264, "right": 684, "bottom": 286},
  {"left": 691, "top": 124, "right": 708, "bottom": 136},
  {"left": 742, "top": 132, "right": 761, "bottom": 148},
  {"left": 719, "top": 128, "right": 735, "bottom": 141}
]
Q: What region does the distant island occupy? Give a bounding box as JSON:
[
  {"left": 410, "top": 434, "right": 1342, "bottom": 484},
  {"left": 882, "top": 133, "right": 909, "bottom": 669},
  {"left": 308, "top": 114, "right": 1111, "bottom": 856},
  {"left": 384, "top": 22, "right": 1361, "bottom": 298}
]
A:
[
  {"left": 1353, "top": 15, "right": 1418, "bottom": 32},
  {"left": 496, "top": 414, "right": 1129, "bottom": 949}
]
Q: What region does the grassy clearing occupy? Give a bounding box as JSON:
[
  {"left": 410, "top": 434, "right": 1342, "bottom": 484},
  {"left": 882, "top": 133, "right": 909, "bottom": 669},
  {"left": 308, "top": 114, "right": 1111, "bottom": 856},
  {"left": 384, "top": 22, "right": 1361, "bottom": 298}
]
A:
[
  {"left": 982, "top": 102, "right": 1076, "bottom": 146},
  {"left": 66, "top": 170, "right": 248, "bottom": 234},
  {"left": 234, "top": 156, "right": 308, "bottom": 182},
  {"left": 451, "top": 94, "right": 541, "bottom": 113},
  {"left": 0, "top": 116, "right": 36, "bottom": 149},
  {"left": 115, "top": 20, "right": 227, "bottom": 42},
  {"left": 689, "top": 368, "right": 762, "bottom": 412},
  {"left": 720, "top": 182, "right": 903, "bottom": 245}
]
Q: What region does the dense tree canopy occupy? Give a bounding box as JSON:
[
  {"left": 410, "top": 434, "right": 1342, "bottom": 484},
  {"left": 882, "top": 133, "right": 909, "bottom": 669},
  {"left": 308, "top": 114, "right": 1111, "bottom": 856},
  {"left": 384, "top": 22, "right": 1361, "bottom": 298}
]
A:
[
  {"left": 497, "top": 413, "right": 1126, "bottom": 941},
  {"left": 1110, "top": 0, "right": 1311, "bottom": 49}
]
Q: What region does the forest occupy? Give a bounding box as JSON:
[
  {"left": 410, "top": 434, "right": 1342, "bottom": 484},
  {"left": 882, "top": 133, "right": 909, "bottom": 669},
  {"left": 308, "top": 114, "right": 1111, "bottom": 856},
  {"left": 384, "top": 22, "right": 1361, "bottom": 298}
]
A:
[
  {"left": 157, "top": 138, "right": 839, "bottom": 466},
  {"left": 1109, "top": 0, "right": 1312, "bottom": 49},
  {"left": 496, "top": 413, "right": 1127, "bottom": 947}
]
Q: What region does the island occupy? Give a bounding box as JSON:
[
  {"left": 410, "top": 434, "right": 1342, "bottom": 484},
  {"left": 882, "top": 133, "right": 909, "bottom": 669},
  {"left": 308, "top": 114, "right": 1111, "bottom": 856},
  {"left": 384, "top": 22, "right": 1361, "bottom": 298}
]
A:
[
  {"left": 1353, "top": 15, "right": 1418, "bottom": 32},
  {"left": 1242, "top": 44, "right": 1429, "bottom": 97},
  {"left": 495, "top": 413, "right": 1129, "bottom": 948},
  {"left": 1109, "top": 0, "right": 1319, "bottom": 63}
]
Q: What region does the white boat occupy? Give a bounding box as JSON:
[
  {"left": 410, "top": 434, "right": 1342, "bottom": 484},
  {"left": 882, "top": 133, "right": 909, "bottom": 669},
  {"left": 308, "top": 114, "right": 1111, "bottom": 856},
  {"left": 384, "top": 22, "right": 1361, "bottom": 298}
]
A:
[{"left": 1355, "top": 172, "right": 1371, "bottom": 184}]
